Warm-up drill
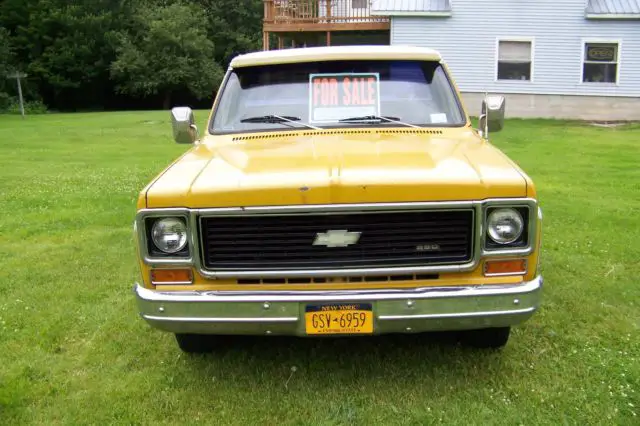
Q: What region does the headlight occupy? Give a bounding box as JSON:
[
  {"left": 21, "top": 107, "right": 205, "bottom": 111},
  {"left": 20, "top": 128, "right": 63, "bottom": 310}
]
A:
[
  {"left": 487, "top": 208, "right": 524, "bottom": 245},
  {"left": 151, "top": 218, "right": 188, "bottom": 254}
]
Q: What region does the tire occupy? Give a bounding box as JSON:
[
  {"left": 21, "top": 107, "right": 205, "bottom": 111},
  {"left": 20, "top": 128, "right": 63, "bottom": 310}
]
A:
[
  {"left": 462, "top": 327, "right": 511, "bottom": 349},
  {"left": 174, "top": 333, "right": 217, "bottom": 354}
]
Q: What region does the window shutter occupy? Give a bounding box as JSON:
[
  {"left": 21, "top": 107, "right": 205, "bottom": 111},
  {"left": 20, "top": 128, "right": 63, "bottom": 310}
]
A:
[{"left": 499, "top": 41, "right": 532, "bottom": 63}]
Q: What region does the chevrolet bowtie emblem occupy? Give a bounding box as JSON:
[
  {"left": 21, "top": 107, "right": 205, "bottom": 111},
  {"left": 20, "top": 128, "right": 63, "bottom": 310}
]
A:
[{"left": 313, "top": 230, "right": 361, "bottom": 247}]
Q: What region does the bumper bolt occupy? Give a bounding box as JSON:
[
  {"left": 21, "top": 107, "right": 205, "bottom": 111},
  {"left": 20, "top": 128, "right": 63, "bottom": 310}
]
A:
[
  {"left": 514, "top": 298, "right": 520, "bottom": 305},
  {"left": 407, "top": 300, "right": 414, "bottom": 307},
  {"left": 265, "top": 330, "right": 272, "bottom": 335},
  {"left": 263, "top": 302, "right": 271, "bottom": 310},
  {"left": 158, "top": 306, "right": 165, "bottom": 313},
  {"left": 406, "top": 327, "right": 412, "bottom": 332}
]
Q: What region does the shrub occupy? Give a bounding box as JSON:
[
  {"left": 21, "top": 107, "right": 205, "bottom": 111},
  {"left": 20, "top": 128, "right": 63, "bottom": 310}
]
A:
[
  {"left": 0, "top": 92, "right": 11, "bottom": 111},
  {"left": 4, "top": 99, "right": 48, "bottom": 115}
]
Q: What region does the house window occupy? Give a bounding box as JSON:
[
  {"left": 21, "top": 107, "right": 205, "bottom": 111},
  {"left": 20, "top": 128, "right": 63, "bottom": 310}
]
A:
[
  {"left": 583, "top": 43, "right": 618, "bottom": 83},
  {"left": 352, "top": 0, "right": 367, "bottom": 9},
  {"left": 497, "top": 40, "right": 532, "bottom": 81}
]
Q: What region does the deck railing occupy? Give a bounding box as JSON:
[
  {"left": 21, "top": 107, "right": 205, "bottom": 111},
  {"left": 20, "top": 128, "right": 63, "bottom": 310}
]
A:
[{"left": 264, "top": 0, "right": 388, "bottom": 25}]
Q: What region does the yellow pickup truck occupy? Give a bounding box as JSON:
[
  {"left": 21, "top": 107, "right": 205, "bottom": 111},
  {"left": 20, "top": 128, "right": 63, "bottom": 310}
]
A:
[{"left": 133, "top": 46, "right": 543, "bottom": 353}]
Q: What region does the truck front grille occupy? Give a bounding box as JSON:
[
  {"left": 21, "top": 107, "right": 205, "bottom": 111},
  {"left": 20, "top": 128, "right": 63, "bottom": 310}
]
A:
[{"left": 199, "top": 209, "right": 474, "bottom": 271}]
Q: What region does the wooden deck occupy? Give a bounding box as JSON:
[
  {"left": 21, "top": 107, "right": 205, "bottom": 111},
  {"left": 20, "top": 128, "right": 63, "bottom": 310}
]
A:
[{"left": 263, "top": 0, "right": 390, "bottom": 49}]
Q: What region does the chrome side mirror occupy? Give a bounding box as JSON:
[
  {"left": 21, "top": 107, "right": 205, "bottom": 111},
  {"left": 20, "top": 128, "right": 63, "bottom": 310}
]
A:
[
  {"left": 171, "top": 107, "right": 198, "bottom": 144},
  {"left": 479, "top": 95, "right": 506, "bottom": 139}
]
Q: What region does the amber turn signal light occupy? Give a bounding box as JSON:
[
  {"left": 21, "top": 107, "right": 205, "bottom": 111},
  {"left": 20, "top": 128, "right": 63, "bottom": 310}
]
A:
[
  {"left": 484, "top": 259, "right": 527, "bottom": 276},
  {"left": 151, "top": 268, "right": 193, "bottom": 284}
]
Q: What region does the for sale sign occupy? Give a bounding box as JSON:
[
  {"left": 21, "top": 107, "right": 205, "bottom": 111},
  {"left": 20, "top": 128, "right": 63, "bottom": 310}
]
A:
[{"left": 309, "top": 73, "right": 381, "bottom": 123}]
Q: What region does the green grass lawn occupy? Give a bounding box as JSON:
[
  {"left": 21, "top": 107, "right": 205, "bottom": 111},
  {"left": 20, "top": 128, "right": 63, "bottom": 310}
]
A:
[{"left": 0, "top": 112, "right": 638, "bottom": 425}]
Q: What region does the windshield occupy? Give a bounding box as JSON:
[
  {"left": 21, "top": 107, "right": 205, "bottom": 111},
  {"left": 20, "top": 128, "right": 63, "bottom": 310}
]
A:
[{"left": 210, "top": 59, "right": 466, "bottom": 134}]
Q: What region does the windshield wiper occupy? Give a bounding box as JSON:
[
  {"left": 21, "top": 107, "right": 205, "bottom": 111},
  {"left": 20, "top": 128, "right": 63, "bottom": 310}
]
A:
[
  {"left": 240, "top": 114, "right": 320, "bottom": 130},
  {"left": 338, "top": 115, "right": 420, "bottom": 128}
]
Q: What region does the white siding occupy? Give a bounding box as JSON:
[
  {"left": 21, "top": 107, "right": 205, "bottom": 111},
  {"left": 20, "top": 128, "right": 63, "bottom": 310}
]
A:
[{"left": 390, "top": 0, "right": 640, "bottom": 97}]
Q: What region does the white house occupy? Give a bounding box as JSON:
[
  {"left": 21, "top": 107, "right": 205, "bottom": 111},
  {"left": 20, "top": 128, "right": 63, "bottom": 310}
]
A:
[{"left": 371, "top": 0, "right": 640, "bottom": 120}]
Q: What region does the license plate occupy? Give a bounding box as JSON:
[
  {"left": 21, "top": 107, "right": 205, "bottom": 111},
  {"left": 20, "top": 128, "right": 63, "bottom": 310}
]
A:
[{"left": 305, "top": 303, "right": 373, "bottom": 335}]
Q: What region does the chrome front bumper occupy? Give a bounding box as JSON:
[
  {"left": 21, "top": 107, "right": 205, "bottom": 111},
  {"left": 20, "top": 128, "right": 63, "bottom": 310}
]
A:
[{"left": 134, "top": 276, "right": 543, "bottom": 335}]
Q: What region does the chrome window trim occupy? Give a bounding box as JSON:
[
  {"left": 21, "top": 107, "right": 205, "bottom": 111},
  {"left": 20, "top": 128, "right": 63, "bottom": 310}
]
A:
[{"left": 136, "top": 198, "right": 538, "bottom": 278}]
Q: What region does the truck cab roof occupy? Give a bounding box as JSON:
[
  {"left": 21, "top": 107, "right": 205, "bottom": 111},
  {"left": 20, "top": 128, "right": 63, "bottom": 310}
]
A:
[{"left": 230, "top": 45, "right": 443, "bottom": 68}]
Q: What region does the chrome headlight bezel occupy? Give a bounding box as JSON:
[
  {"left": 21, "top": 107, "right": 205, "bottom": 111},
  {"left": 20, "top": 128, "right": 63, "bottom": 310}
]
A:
[{"left": 136, "top": 209, "right": 193, "bottom": 262}]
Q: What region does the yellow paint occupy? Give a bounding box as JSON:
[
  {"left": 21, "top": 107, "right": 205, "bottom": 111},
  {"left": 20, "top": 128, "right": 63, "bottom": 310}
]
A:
[
  {"left": 143, "top": 128, "right": 530, "bottom": 208},
  {"left": 136, "top": 47, "right": 541, "bottom": 291}
]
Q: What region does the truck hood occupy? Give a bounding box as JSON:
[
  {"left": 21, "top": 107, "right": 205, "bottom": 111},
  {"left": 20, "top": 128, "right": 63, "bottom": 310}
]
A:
[{"left": 145, "top": 128, "right": 527, "bottom": 208}]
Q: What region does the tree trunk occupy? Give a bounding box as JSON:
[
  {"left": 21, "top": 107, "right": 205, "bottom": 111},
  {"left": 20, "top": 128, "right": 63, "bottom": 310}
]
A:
[{"left": 163, "top": 91, "right": 171, "bottom": 110}]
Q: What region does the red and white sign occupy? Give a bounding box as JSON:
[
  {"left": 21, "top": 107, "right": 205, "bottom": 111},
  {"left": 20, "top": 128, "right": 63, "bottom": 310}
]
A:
[{"left": 309, "top": 73, "right": 380, "bottom": 123}]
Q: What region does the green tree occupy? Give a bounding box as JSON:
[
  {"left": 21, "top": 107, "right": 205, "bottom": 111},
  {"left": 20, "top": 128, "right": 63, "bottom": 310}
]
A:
[
  {"left": 0, "top": 0, "right": 129, "bottom": 109},
  {"left": 0, "top": 27, "right": 12, "bottom": 72},
  {"left": 198, "top": 0, "right": 263, "bottom": 66},
  {"left": 0, "top": 0, "right": 261, "bottom": 110},
  {"left": 111, "top": 2, "right": 223, "bottom": 109},
  {"left": 0, "top": 27, "right": 15, "bottom": 109}
]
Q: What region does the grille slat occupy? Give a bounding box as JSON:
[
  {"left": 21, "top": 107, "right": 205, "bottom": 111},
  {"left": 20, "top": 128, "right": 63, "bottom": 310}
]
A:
[
  {"left": 203, "top": 220, "right": 470, "bottom": 231},
  {"left": 205, "top": 228, "right": 470, "bottom": 237},
  {"left": 206, "top": 235, "right": 469, "bottom": 247},
  {"left": 204, "top": 251, "right": 471, "bottom": 259},
  {"left": 206, "top": 257, "right": 470, "bottom": 267},
  {"left": 200, "top": 210, "right": 474, "bottom": 270},
  {"left": 206, "top": 240, "right": 469, "bottom": 253}
]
